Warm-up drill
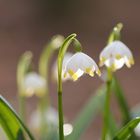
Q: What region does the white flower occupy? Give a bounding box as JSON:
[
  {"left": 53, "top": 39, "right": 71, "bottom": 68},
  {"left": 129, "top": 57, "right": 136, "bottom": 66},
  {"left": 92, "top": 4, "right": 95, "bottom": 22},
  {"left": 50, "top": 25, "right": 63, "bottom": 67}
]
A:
[
  {"left": 52, "top": 52, "right": 73, "bottom": 81},
  {"left": 99, "top": 41, "right": 134, "bottom": 71},
  {"left": 30, "top": 107, "right": 73, "bottom": 137},
  {"left": 64, "top": 52, "right": 101, "bottom": 81},
  {"left": 134, "top": 122, "right": 140, "bottom": 137},
  {"left": 24, "top": 72, "right": 46, "bottom": 97}
]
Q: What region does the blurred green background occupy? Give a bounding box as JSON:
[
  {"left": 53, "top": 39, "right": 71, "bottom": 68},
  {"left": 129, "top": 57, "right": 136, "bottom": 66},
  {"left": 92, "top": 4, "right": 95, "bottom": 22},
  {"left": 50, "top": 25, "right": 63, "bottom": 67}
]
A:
[{"left": 0, "top": 0, "right": 140, "bottom": 139}]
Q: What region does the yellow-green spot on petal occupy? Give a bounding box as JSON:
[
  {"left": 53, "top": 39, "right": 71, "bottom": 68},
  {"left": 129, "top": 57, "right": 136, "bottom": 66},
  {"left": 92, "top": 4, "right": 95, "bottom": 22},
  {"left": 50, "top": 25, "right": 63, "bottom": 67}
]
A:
[
  {"left": 125, "top": 62, "right": 131, "bottom": 68},
  {"left": 99, "top": 57, "right": 106, "bottom": 66},
  {"left": 68, "top": 69, "right": 78, "bottom": 81},
  {"left": 96, "top": 69, "right": 101, "bottom": 76},
  {"left": 72, "top": 74, "right": 79, "bottom": 81},
  {"left": 129, "top": 57, "right": 135, "bottom": 65},
  {"left": 64, "top": 72, "right": 67, "bottom": 78},
  {"left": 110, "top": 63, "right": 117, "bottom": 72},
  {"left": 115, "top": 54, "right": 122, "bottom": 60},
  {"left": 101, "top": 57, "right": 106, "bottom": 62},
  {"left": 86, "top": 68, "right": 94, "bottom": 77}
]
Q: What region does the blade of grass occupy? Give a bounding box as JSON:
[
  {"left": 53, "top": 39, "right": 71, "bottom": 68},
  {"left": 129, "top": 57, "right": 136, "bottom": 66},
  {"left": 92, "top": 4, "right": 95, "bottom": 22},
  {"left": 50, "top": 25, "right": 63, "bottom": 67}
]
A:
[
  {"left": 113, "top": 117, "right": 140, "bottom": 140},
  {"left": 66, "top": 85, "right": 118, "bottom": 140},
  {"left": 112, "top": 77, "right": 131, "bottom": 124},
  {"left": 0, "top": 95, "right": 35, "bottom": 140}
]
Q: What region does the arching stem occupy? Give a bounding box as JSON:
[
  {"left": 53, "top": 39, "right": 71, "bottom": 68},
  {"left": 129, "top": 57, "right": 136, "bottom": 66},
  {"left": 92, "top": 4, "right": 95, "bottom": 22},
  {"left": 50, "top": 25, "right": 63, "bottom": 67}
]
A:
[{"left": 57, "top": 33, "right": 81, "bottom": 140}]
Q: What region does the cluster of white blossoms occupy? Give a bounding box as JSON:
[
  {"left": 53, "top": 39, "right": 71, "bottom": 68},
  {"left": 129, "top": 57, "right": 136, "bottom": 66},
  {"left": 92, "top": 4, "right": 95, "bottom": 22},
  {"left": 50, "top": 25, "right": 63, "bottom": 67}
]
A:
[
  {"left": 25, "top": 40, "right": 134, "bottom": 85},
  {"left": 99, "top": 41, "right": 134, "bottom": 71},
  {"left": 52, "top": 40, "right": 134, "bottom": 81}
]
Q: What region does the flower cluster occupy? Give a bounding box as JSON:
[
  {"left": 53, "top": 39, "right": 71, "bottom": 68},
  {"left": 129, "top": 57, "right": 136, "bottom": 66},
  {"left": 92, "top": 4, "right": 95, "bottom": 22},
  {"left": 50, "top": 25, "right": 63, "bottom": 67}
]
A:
[{"left": 56, "top": 41, "right": 134, "bottom": 81}]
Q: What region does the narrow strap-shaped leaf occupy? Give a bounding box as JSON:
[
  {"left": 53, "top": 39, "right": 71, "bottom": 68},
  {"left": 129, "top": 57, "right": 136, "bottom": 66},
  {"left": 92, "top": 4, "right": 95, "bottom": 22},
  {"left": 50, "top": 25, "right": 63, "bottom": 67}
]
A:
[
  {"left": 108, "top": 113, "right": 119, "bottom": 138},
  {"left": 0, "top": 95, "right": 35, "bottom": 140},
  {"left": 112, "top": 77, "right": 131, "bottom": 124},
  {"left": 113, "top": 117, "right": 140, "bottom": 140},
  {"left": 66, "top": 85, "right": 118, "bottom": 140},
  {"left": 66, "top": 86, "right": 106, "bottom": 140}
]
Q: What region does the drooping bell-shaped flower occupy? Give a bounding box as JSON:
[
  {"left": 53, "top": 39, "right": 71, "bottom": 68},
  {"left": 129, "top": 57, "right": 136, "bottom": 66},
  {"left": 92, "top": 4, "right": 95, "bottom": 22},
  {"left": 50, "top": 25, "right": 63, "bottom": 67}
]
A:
[
  {"left": 30, "top": 107, "right": 73, "bottom": 136},
  {"left": 64, "top": 52, "right": 101, "bottom": 81},
  {"left": 99, "top": 41, "right": 134, "bottom": 71},
  {"left": 29, "top": 107, "right": 58, "bottom": 137},
  {"left": 24, "top": 72, "right": 46, "bottom": 97}
]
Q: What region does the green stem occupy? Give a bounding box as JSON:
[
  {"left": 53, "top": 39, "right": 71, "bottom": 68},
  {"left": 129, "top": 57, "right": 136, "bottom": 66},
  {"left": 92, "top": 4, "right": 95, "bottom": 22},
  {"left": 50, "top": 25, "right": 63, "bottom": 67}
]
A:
[
  {"left": 58, "top": 54, "right": 64, "bottom": 140},
  {"left": 107, "top": 23, "right": 123, "bottom": 44},
  {"left": 58, "top": 90, "right": 64, "bottom": 140},
  {"left": 17, "top": 51, "right": 33, "bottom": 122},
  {"left": 57, "top": 33, "right": 80, "bottom": 140},
  {"left": 38, "top": 95, "right": 48, "bottom": 140},
  {"left": 38, "top": 42, "right": 53, "bottom": 105},
  {"left": 101, "top": 69, "right": 112, "bottom": 140},
  {"left": 38, "top": 35, "right": 64, "bottom": 139},
  {"left": 101, "top": 23, "right": 123, "bottom": 139}
]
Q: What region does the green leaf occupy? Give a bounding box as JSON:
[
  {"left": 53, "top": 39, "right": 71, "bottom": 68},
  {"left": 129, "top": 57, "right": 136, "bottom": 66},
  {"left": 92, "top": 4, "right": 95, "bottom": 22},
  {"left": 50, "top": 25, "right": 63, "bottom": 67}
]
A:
[
  {"left": 108, "top": 114, "right": 119, "bottom": 138},
  {"left": 66, "top": 85, "right": 119, "bottom": 140},
  {"left": 113, "top": 117, "right": 140, "bottom": 140},
  {"left": 0, "top": 95, "right": 35, "bottom": 140},
  {"left": 66, "top": 86, "right": 106, "bottom": 140},
  {"left": 112, "top": 77, "right": 131, "bottom": 124}
]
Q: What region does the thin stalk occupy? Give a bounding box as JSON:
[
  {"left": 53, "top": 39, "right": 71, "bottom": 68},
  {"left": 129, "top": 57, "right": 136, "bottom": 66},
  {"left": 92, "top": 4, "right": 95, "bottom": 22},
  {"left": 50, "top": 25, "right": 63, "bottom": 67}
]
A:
[
  {"left": 57, "top": 33, "right": 78, "bottom": 140},
  {"left": 17, "top": 51, "right": 33, "bottom": 122},
  {"left": 38, "top": 35, "right": 64, "bottom": 139},
  {"left": 38, "top": 95, "right": 48, "bottom": 140},
  {"left": 58, "top": 90, "right": 64, "bottom": 140},
  {"left": 58, "top": 59, "right": 64, "bottom": 140},
  {"left": 101, "top": 69, "right": 112, "bottom": 140},
  {"left": 38, "top": 42, "right": 53, "bottom": 106},
  {"left": 101, "top": 23, "right": 123, "bottom": 139}
]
